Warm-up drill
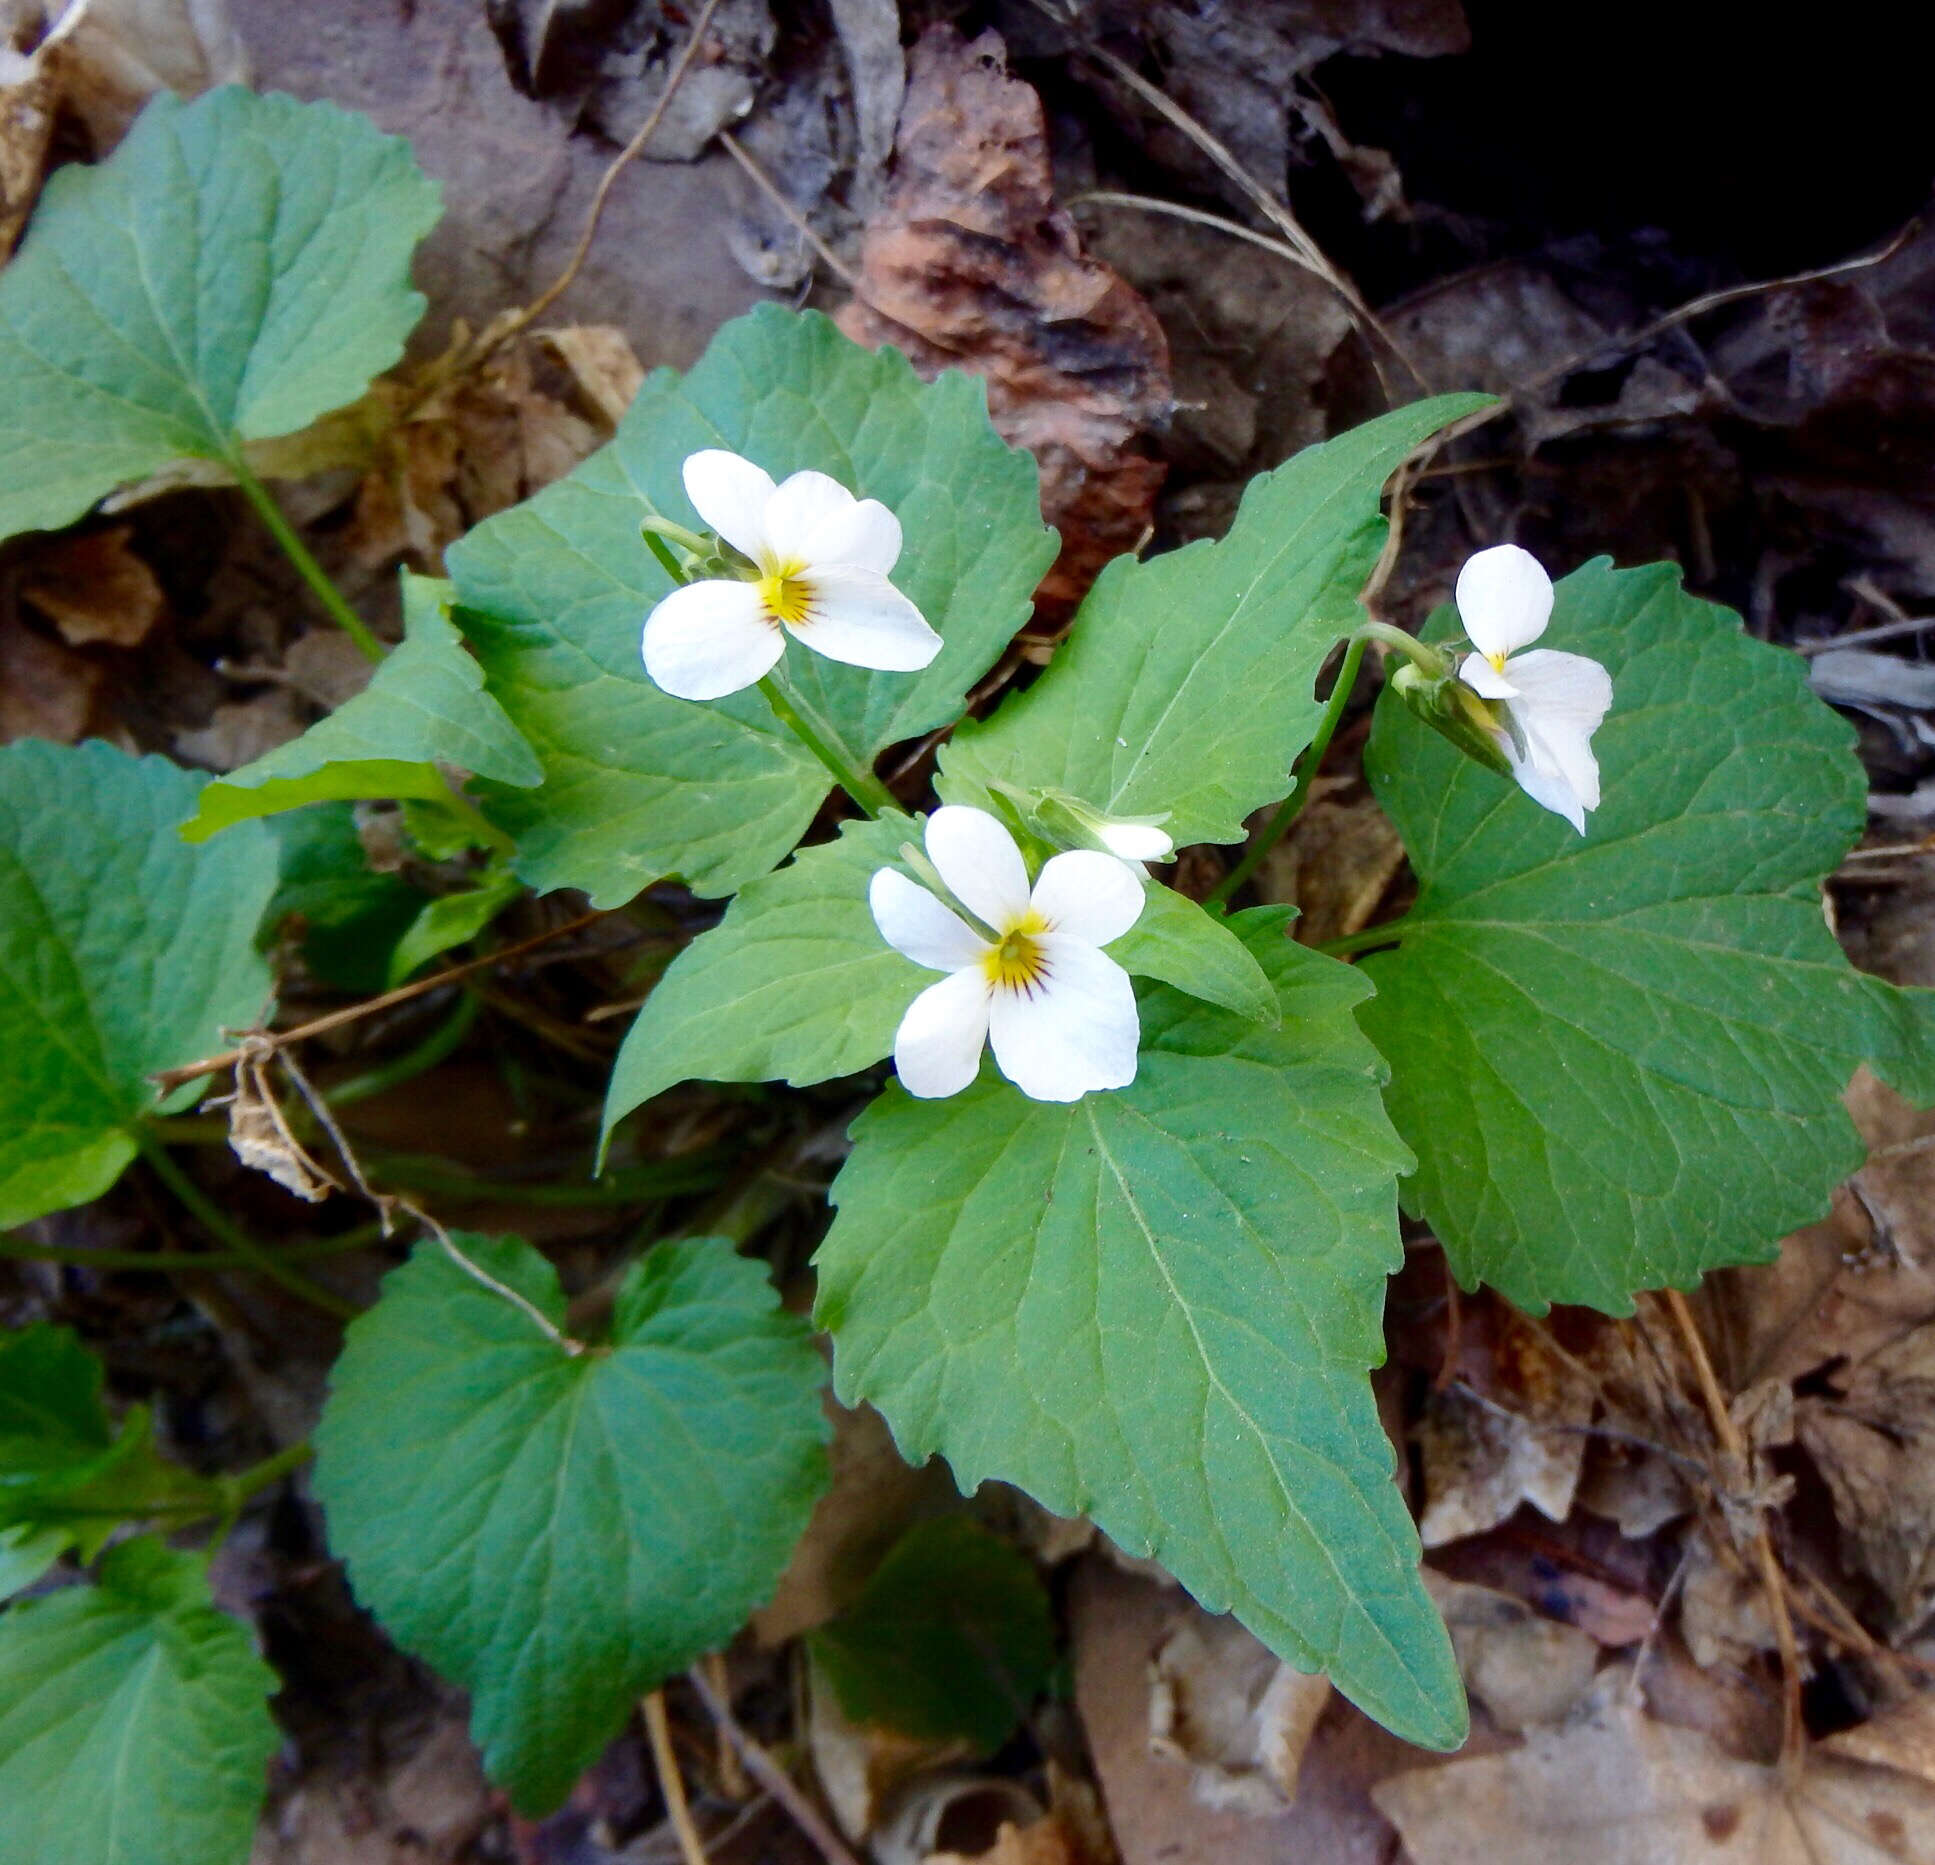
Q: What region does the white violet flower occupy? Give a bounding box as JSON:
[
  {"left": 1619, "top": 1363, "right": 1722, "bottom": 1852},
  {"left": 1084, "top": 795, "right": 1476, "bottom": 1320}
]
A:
[
  {"left": 870, "top": 805, "right": 1145, "bottom": 1103},
  {"left": 1454, "top": 544, "right": 1613, "bottom": 834},
  {"left": 642, "top": 449, "right": 943, "bottom": 700}
]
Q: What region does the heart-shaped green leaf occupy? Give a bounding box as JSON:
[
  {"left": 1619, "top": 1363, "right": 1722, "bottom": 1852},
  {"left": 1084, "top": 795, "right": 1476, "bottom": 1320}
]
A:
[
  {"left": 809, "top": 1515, "right": 1055, "bottom": 1751},
  {"left": 0, "top": 86, "right": 439, "bottom": 542},
  {"left": 313, "top": 1232, "right": 830, "bottom": 1812},
  {"left": 1361, "top": 559, "right": 1935, "bottom": 1313},
  {"left": 815, "top": 913, "right": 1464, "bottom": 1751},
  {"left": 0, "top": 741, "right": 278, "bottom": 1228},
  {"left": 447, "top": 305, "right": 1057, "bottom": 904},
  {"left": 0, "top": 1538, "right": 278, "bottom": 1865}
]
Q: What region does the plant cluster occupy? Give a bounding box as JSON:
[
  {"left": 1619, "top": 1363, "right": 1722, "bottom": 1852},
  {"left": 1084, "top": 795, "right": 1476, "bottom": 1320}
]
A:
[{"left": 2, "top": 87, "right": 1930, "bottom": 1859}]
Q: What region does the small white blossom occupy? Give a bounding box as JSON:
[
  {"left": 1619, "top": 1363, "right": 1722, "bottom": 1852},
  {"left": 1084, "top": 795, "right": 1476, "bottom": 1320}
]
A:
[
  {"left": 870, "top": 805, "right": 1144, "bottom": 1103},
  {"left": 1454, "top": 544, "right": 1613, "bottom": 834},
  {"left": 1094, "top": 819, "right": 1175, "bottom": 863},
  {"left": 642, "top": 450, "right": 943, "bottom": 700}
]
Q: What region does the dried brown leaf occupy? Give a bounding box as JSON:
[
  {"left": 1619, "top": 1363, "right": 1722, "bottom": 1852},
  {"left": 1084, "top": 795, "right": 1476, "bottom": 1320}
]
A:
[
  {"left": 1419, "top": 1297, "right": 1598, "bottom": 1547},
  {"left": 1424, "top": 1573, "right": 1601, "bottom": 1732},
  {"left": 1823, "top": 1691, "right": 1935, "bottom": 1788},
  {"left": 21, "top": 525, "right": 167, "bottom": 646},
  {"left": 40, "top": 0, "right": 248, "bottom": 147},
  {"left": 1374, "top": 1682, "right": 1935, "bottom": 1864},
  {"left": 836, "top": 25, "right": 1171, "bottom": 618},
  {"left": 1798, "top": 1318, "right": 1935, "bottom": 1639},
  {"left": 536, "top": 323, "right": 644, "bottom": 427},
  {"left": 1148, "top": 1610, "right": 1331, "bottom": 1812},
  {"left": 0, "top": 607, "right": 103, "bottom": 742},
  {"left": 0, "top": 42, "right": 55, "bottom": 255}
]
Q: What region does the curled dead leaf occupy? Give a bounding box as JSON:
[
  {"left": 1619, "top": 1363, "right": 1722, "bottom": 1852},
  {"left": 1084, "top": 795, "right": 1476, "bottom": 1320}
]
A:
[{"left": 836, "top": 25, "right": 1171, "bottom": 618}]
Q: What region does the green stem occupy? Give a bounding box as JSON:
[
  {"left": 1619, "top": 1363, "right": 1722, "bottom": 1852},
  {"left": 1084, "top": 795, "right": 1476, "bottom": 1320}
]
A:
[
  {"left": 642, "top": 528, "right": 692, "bottom": 585},
  {"left": 0, "top": 1220, "right": 388, "bottom": 1272},
  {"left": 1315, "top": 916, "right": 1410, "bottom": 959},
  {"left": 1207, "top": 633, "right": 1371, "bottom": 910},
  {"left": 758, "top": 672, "right": 899, "bottom": 818},
  {"left": 228, "top": 451, "right": 386, "bottom": 662},
  {"left": 324, "top": 990, "right": 481, "bottom": 1108},
  {"left": 136, "top": 1133, "right": 358, "bottom": 1319},
  {"left": 219, "top": 1441, "right": 313, "bottom": 1510}
]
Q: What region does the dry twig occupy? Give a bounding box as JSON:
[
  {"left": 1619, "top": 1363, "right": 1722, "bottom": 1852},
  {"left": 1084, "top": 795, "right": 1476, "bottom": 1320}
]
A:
[
  {"left": 716, "top": 130, "right": 858, "bottom": 289},
  {"left": 1661, "top": 1286, "right": 1807, "bottom": 1772},
  {"left": 685, "top": 1664, "right": 860, "bottom": 1865},
  {"left": 153, "top": 910, "right": 607, "bottom": 1091},
  {"left": 645, "top": 1689, "right": 712, "bottom": 1865}
]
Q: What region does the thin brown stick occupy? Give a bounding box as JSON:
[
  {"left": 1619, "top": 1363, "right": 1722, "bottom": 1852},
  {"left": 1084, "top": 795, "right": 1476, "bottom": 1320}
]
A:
[
  {"left": 685, "top": 1665, "right": 860, "bottom": 1865},
  {"left": 153, "top": 911, "right": 606, "bottom": 1091},
  {"left": 507, "top": 0, "right": 728, "bottom": 335},
  {"left": 1080, "top": 46, "right": 1421, "bottom": 395},
  {"left": 716, "top": 130, "right": 858, "bottom": 289},
  {"left": 1515, "top": 220, "right": 1918, "bottom": 403},
  {"left": 704, "top": 1652, "right": 750, "bottom": 1800},
  {"left": 1662, "top": 1286, "right": 1807, "bottom": 1771},
  {"left": 645, "top": 1690, "right": 712, "bottom": 1865},
  {"left": 1069, "top": 189, "right": 1336, "bottom": 283}
]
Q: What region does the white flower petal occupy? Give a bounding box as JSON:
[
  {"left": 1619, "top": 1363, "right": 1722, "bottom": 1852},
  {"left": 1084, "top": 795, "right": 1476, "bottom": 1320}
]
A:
[
  {"left": 791, "top": 566, "right": 942, "bottom": 672},
  {"left": 682, "top": 450, "right": 776, "bottom": 562},
  {"left": 987, "top": 937, "right": 1139, "bottom": 1102},
  {"left": 805, "top": 496, "right": 902, "bottom": 575},
  {"left": 894, "top": 967, "right": 992, "bottom": 1098},
  {"left": 1458, "top": 651, "right": 1519, "bottom": 699},
  {"left": 1457, "top": 544, "right": 1554, "bottom": 661},
  {"left": 1502, "top": 739, "right": 1589, "bottom": 834},
  {"left": 925, "top": 805, "right": 1032, "bottom": 929},
  {"left": 763, "top": 470, "right": 857, "bottom": 563},
  {"left": 1097, "top": 821, "right": 1175, "bottom": 862},
  {"left": 870, "top": 868, "right": 988, "bottom": 973},
  {"left": 1503, "top": 648, "right": 1612, "bottom": 812},
  {"left": 642, "top": 579, "right": 784, "bottom": 700},
  {"left": 1029, "top": 850, "right": 1145, "bottom": 947}
]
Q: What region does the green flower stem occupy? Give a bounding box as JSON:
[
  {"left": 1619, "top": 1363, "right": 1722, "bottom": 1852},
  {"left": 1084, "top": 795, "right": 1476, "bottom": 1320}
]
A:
[
  {"left": 1207, "top": 632, "right": 1372, "bottom": 909},
  {"left": 1315, "top": 917, "right": 1409, "bottom": 959},
  {"left": 641, "top": 528, "right": 692, "bottom": 586},
  {"left": 218, "top": 1440, "right": 313, "bottom": 1510},
  {"left": 135, "top": 1131, "right": 358, "bottom": 1319},
  {"left": 227, "top": 450, "right": 387, "bottom": 663},
  {"left": 758, "top": 671, "right": 899, "bottom": 819},
  {"left": 0, "top": 1219, "right": 388, "bottom": 1272}
]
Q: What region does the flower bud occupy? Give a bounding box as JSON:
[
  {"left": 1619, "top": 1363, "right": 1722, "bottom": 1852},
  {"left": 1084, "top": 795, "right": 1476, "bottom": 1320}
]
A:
[{"left": 1388, "top": 661, "right": 1516, "bottom": 780}]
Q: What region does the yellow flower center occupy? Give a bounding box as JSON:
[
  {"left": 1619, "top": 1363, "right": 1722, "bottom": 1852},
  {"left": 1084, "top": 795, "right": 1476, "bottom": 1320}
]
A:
[
  {"left": 1487, "top": 648, "right": 1509, "bottom": 675},
  {"left": 756, "top": 558, "right": 814, "bottom": 627},
  {"left": 983, "top": 913, "right": 1051, "bottom": 996}
]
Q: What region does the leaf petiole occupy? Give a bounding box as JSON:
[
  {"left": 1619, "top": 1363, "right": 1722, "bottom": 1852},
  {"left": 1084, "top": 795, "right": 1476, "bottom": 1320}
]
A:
[{"left": 226, "top": 450, "right": 387, "bottom": 663}]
